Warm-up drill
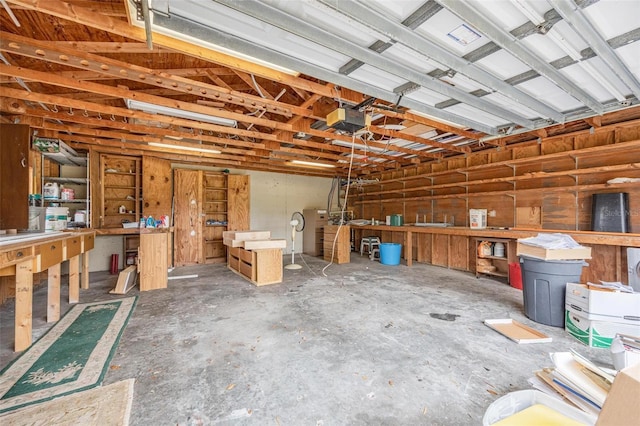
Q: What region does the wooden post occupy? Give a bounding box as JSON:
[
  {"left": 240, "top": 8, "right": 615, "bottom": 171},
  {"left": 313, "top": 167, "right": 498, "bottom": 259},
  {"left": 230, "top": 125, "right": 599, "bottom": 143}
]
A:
[
  {"left": 15, "top": 259, "right": 33, "bottom": 352},
  {"left": 81, "top": 250, "right": 90, "bottom": 289},
  {"left": 47, "top": 263, "right": 61, "bottom": 322},
  {"left": 405, "top": 230, "right": 413, "bottom": 267},
  {"left": 68, "top": 255, "right": 80, "bottom": 303}
]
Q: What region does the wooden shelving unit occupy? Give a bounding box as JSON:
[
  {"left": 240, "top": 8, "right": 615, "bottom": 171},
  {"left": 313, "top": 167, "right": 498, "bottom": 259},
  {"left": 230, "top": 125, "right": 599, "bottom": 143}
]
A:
[
  {"left": 99, "top": 154, "right": 141, "bottom": 229},
  {"left": 203, "top": 172, "right": 228, "bottom": 264},
  {"left": 475, "top": 238, "right": 514, "bottom": 282}
]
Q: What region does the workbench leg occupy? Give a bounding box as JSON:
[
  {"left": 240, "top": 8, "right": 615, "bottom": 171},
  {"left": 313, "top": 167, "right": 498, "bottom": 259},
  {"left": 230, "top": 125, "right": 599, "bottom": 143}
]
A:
[
  {"left": 81, "top": 251, "right": 90, "bottom": 289},
  {"left": 405, "top": 231, "right": 413, "bottom": 267},
  {"left": 68, "top": 255, "right": 80, "bottom": 304},
  {"left": 47, "top": 263, "right": 61, "bottom": 323},
  {"left": 15, "top": 260, "right": 33, "bottom": 352}
]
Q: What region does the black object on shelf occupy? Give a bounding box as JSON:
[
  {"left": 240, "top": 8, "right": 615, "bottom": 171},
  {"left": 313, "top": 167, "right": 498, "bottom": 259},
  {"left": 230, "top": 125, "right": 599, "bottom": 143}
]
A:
[{"left": 591, "top": 192, "right": 630, "bottom": 233}]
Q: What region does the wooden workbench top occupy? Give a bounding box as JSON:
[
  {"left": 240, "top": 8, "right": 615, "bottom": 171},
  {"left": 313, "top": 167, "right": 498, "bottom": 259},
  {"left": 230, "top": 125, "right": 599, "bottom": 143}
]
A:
[
  {"left": 352, "top": 224, "right": 640, "bottom": 247},
  {"left": 95, "top": 227, "right": 173, "bottom": 236},
  {"left": 0, "top": 229, "right": 95, "bottom": 250}
]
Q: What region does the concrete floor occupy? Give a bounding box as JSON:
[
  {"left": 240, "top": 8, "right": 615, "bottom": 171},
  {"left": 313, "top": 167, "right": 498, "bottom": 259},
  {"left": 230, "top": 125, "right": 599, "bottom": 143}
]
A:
[{"left": 1, "top": 254, "right": 611, "bottom": 425}]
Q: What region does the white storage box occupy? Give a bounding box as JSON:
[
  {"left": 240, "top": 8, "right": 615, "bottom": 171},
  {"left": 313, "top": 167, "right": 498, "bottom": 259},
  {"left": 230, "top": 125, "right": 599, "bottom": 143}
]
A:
[
  {"left": 566, "top": 282, "right": 640, "bottom": 322},
  {"left": 469, "top": 209, "right": 487, "bottom": 229},
  {"left": 483, "top": 389, "right": 595, "bottom": 425},
  {"left": 565, "top": 310, "right": 640, "bottom": 348}
]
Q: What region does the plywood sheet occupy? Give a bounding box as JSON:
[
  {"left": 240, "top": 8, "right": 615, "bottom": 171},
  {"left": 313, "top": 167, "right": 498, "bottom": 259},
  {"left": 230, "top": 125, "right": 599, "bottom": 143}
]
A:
[
  {"left": 228, "top": 175, "right": 250, "bottom": 231},
  {"left": 142, "top": 156, "right": 172, "bottom": 219},
  {"left": 516, "top": 206, "right": 542, "bottom": 228},
  {"left": 484, "top": 319, "right": 552, "bottom": 344}
]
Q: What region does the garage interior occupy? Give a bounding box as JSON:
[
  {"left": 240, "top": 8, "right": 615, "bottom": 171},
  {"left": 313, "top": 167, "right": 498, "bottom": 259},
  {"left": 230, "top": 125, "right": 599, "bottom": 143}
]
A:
[{"left": 1, "top": 0, "right": 639, "bottom": 424}]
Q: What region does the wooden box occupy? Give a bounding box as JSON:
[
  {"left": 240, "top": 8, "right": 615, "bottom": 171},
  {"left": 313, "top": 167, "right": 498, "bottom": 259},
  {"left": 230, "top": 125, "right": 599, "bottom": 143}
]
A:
[
  {"left": 516, "top": 242, "right": 592, "bottom": 260},
  {"left": 323, "top": 225, "right": 350, "bottom": 264},
  {"left": 228, "top": 246, "right": 282, "bottom": 286}
]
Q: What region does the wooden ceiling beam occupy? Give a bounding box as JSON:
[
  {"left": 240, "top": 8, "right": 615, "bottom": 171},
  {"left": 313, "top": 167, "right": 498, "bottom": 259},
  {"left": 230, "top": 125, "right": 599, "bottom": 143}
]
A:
[
  {"left": 6, "top": 0, "right": 343, "bottom": 100},
  {"left": 0, "top": 87, "right": 279, "bottom": 142},
  {"left": 373, "top": 107, "right": 483, "bottom": 141},
  {"left": 39, "top": 122, "right": 252, "bottom": 161},
  {"left": 0, "top": 31, "right": 297, "bottom": 118},
  {"left": 368, "top": 127, "right": 470, "bottom": 154},
  {"left": 0, "top": 64, "right": 293, "bottom": 131},
  {"left": 50, "top": 41, "right": 168, "bottom": 53},
  {"left": 11, "top": 106, "right": 262, "bottom": 154}
]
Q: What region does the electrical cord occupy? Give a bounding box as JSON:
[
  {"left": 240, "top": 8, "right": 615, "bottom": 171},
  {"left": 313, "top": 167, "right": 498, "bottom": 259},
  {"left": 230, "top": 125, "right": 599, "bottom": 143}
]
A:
[{"left": 322, "top": 129, "right": 358, "bottom": 277}]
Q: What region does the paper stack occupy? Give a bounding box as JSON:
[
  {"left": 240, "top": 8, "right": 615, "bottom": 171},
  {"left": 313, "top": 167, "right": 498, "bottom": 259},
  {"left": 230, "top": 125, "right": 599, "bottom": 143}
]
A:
[{"left": 529, "top": 351, "right": 615, "bottom": 417}]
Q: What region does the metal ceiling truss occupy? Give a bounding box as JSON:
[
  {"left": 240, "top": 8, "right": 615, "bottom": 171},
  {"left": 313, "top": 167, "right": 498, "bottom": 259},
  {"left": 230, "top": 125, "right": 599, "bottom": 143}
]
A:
[
  {"left": 151, "top": 12, "right": 497, "bottom": 135},
  {"left": 315, "top": 0, "right": 564, "bottom": 123},
  {"left": 548, "top": 0, "right": 640, "bottom": 99},
  {"left": 436, "top": 0, "right": 605, "bottom": 115},
  {"left": 212, "top": 0, "right": 535, "bottom": 129}
]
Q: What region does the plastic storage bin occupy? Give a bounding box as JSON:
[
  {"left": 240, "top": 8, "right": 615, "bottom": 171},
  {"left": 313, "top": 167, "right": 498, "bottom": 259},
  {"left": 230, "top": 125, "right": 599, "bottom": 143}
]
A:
[
  {"left": 483, "top": 389, "right": 596, "bottom": 425},
  {"left": 520, "top": 256, "right": 586, "bottom": 327},
  {"left": 379, "top": 243, "right": 401, "bottom": 265}
]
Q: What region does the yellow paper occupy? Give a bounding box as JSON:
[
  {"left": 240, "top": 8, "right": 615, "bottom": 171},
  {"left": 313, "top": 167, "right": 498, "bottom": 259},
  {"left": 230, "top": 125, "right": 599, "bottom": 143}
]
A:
[{"left": 492, "top": 404, "right": 586, "bottom": 426}]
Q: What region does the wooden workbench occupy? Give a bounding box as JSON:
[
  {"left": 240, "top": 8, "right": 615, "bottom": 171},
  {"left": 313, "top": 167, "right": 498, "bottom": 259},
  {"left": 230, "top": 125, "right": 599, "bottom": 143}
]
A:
[
  {"left": 352, "top": 225, "right": 640, "bottom": 283},
  {"left": 0, "top": 230, "right": 95, "bottom": 351}
]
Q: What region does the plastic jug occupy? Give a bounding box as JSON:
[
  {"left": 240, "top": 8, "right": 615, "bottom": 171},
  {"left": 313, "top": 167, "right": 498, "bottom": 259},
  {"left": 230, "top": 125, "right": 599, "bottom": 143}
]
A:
[{"left": 43, "top": 182, "right": 60, "bottom": 200}]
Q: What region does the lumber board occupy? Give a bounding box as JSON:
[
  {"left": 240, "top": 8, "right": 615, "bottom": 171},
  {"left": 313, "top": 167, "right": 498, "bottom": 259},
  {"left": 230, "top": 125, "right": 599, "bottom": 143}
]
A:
[
  {"left": 110, "top": 265, "right": 138, "bottom": 294},
  {"left": 243, "top": 239, "right": 287, "bottom": 250}
]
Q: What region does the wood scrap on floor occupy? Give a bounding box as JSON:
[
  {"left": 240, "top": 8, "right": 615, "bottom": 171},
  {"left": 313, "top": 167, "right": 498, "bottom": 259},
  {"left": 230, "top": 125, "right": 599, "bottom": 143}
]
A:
[
  {"left": 109, "top": 265, "right": 138, "bottom": 294},
  {"left": 484, "top": 319, "right": 552, "bottom": 344}
]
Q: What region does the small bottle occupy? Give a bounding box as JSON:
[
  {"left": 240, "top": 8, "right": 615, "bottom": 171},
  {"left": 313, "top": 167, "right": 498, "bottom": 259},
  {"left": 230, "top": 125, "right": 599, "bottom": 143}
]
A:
[{"left": 139, "top": 216, "right": 146, "bottom": 228}]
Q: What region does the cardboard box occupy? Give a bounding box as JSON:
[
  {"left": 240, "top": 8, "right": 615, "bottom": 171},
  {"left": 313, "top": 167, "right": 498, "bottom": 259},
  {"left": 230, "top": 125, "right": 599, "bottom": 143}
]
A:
[
  {"left": 596, "top": 363, "right": 640, "bottom": 425},
  {"left": 516, "top": 242, "right": 591, "bottom": 260},
  {"left": 565, "top": 310, "right": 640, "bottom": 348},
  {"left": 566, "top": 282, "right": 640, "bottom": 322}
]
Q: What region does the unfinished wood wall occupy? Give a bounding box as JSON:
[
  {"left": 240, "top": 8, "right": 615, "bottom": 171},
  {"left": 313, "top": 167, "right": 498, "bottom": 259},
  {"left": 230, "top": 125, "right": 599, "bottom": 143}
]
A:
[{"left": 353, "top": 123, "right": 640, "bottom": 233}]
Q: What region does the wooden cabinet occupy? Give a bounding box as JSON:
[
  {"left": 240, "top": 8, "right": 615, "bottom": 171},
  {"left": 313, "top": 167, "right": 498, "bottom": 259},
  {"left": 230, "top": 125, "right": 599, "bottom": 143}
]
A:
[
  {"left": 174, "top": 170, "right": 250, "bottom": 266},
  {"left": 138, "top": 231, "right": 169, "bottom": 291},
  {"left": 475, "top": 238, "right": 515, "bottom": 282},
  {"left": 227, "top": 246, "right": 282, "bottom": 286},
  {"left": 303, "top": 209, "right": 328, "bottom": 256},
  {"left": 324, "top": 225, "right": 351, "bottom": 264},
  {"left": 99, "top": 154, "right": 142, "bottom": 228},
  {"left": 0, "top": 124, "right": 30, "bottom": 230}
]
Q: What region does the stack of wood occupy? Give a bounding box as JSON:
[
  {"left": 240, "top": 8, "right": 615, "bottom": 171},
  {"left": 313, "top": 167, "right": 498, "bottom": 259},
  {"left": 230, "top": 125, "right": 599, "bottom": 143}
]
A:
[
  {"left": 222, "top": 230, "right": 286, "bottom": 250},
  {"left": 223, "top": 230, "right": 286, "bottom": 286}
]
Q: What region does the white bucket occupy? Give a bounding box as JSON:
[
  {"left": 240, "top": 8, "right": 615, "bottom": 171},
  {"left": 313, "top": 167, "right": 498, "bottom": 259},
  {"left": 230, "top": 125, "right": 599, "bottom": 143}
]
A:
[{"left": 45, "top": 207, "right": 69, "bottom": 230}]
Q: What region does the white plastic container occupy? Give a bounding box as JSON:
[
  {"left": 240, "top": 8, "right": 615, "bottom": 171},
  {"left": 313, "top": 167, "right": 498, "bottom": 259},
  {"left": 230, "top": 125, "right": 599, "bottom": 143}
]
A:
[
  {"left": 483, "top": 389, "right": 595, "bottom": 425},
  {"left": 43, "top": 182, "right": 60, "bottom": 200},
  {"left": 45, "top": 207, "right": 69, "bottom": 231}
]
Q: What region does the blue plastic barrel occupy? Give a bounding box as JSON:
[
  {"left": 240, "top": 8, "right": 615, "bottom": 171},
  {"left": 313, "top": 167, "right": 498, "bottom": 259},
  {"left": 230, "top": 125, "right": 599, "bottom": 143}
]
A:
[{"left": 380, "top": 243, "right": 402, "bottom": 265}]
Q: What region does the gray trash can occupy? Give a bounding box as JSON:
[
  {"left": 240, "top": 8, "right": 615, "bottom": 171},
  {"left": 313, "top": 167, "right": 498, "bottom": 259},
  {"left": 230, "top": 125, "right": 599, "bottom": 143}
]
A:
[{"left": 520, "top": 256, "right": 587, "bottom": 327}]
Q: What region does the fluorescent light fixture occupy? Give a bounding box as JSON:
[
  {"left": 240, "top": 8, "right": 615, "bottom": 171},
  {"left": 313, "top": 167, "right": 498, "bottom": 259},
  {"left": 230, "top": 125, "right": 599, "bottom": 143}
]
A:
[
  {"left": 126, "top": 99, "right": 237, "bottom": 127},
  {"left": 149, "top": 142, "right": 221, "bottom": 154},
  {"left": 288, "top": 160, "right": 335, "bottom": 168}
]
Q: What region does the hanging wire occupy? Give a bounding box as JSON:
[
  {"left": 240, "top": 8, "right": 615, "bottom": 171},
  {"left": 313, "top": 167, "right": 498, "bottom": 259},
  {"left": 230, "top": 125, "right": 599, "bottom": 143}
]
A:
[
  {"left": 52, "top": 105, "right": 58, "bottom": 113},
  {"left": 67, "top": 107, "right": 74, "bottom": 115}
]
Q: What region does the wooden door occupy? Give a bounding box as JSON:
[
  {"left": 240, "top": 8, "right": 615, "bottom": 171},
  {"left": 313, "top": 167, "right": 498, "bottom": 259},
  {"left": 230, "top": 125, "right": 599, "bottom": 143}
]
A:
[
  {"left": 0, "top": 124, "right": 30, "bottom": 229},
  {"left": 173, "top": 169, "right": 202, "bottom": 266},
  {"left": 227, "top": 174, "right": 250, "bottom": 231}
]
